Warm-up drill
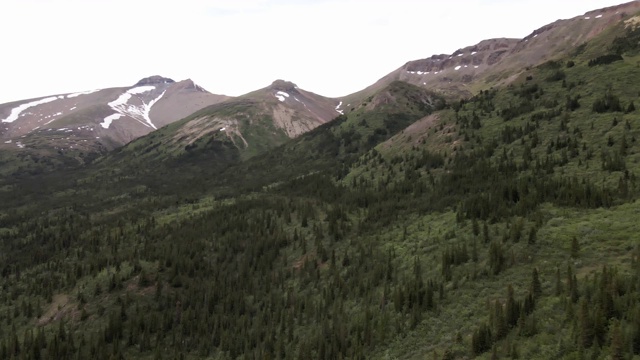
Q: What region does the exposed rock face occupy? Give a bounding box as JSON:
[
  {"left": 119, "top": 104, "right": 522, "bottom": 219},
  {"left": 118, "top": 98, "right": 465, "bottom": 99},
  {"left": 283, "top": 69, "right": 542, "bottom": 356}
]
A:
[
  {"left": 269, "top": 80, "right": 298, "bottom": 92},
  {"left": 172, "top": 79, "right": 208, "bottom": 92},
  {"left": 403, "top": 38, "right": 520, "bottom": 73},
  {"left": 134, "top": 75, "right": 176, "bottom": 86}
]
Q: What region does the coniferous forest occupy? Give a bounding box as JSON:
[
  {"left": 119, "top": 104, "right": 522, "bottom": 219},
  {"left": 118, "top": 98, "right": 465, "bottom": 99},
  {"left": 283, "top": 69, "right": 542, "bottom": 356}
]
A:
[{"left": 2, "top": 12, "right": 640, "bottom": 360}]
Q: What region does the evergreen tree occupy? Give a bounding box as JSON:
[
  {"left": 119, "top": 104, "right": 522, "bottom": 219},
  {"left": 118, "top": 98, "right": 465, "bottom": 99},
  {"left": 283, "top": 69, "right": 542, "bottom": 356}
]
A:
[
  {"left": 571, "top": 237, "right": 580, "bottom": 258},
  {"left": 531, "top": 267, "right": 542, "bottom": 298},
  {"left": 555, "top": 267, "right": 563, "bottom": 296},
  {"left": 609, "top": 320, "right": 624, "bottom": 360},
  {"left": 578, "top": 299, "right": 594, "bottom": 349}
]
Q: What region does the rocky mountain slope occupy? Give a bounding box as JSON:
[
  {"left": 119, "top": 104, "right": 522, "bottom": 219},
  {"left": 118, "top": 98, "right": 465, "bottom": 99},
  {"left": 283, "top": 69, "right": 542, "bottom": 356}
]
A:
[
  {"left": 0, "top": 75, "right": 229, "bottom": 153},
  {"left": 111, "top": 79, "right": 342, "bottom": 165},
  {"left": 343, "top": 0, "right": 640, "bottom": 106}
]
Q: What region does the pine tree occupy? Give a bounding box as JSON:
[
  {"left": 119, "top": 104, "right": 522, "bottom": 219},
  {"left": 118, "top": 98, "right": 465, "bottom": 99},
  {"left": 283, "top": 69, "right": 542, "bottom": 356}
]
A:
[
  {"left": 472, "top": 218, "right": 480, "bottom": 237},
  {"left": 506, "top": 285, "right": 519, "bottom": 328},
  {"left": 578, "top": 299, "right": 593, "bottom": 348},
  {"left": 489, "top": 240, "right": 505, "bottom": 275},
  {"left": 632, "top": 310, "right": 640, "bottom": 355},
  {"left": 472, "top": 240, "right": 479, "bottom": 262},
  {"left": 471, "top": 323, "right": 492, "bottom": 355},
  {"left": 609, "top": 320, "right": 624, "bottom": 360},
  {"left": 531, "top": 267, "right": 542, "bottom": 298},
  {"left": 483, "top": 222, "right": 490, "bottom": 244},
  {"left": 627, "top": 100, "right": 636, "bottom": 113},
  {"left": 567, "top": 265, "right": 579, "bottom": 302},
  {"left": 571, "top": 237, "right": 580, "bottom": 258},
  {"left": 555, "top": 267, "right": 563, "bottom": 296},
  {"left": 492, "top": 300, "right": 507, "bottom": 341},
  {"left": 527, "top": 227, "right": 537, "bottom": 245}
]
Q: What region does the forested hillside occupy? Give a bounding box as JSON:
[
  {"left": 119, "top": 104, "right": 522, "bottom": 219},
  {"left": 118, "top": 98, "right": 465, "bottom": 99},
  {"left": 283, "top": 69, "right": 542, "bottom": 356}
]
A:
[{"left": 2, "top": 9, "right": 640, "bottom": 360}]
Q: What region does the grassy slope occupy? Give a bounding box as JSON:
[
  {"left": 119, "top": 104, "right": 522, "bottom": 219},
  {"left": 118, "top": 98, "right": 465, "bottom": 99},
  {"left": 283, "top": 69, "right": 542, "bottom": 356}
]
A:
[{"left": 344, "top": 30, "right": 640, "bottom": 357}]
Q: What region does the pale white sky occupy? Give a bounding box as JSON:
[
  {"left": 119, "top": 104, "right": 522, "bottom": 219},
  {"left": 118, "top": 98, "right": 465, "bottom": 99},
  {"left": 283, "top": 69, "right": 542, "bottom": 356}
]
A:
[{"left": 0, "top": 0, "right": 628, "bottom": 103}]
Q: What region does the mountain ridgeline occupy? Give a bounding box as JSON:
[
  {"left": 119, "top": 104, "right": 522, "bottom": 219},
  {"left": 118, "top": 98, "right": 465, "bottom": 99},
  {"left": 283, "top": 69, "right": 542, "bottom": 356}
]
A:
[{"left": 2, "top": 2, "right": 640, "bottom": 360}]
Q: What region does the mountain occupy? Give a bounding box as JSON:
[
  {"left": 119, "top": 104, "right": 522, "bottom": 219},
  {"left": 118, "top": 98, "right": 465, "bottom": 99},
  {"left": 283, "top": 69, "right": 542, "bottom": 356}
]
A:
[
  {"left": 108, "top": 79, "right": 341, "bottom": 166},
  {"left": 3, "top": 2, "right": 640, "bottom": 360},
  {"left": 0, "top": 75, "right": 229, "bottom": 153},
  {"left": 343, "top": 0, "right": 640, "bottom": 106}
]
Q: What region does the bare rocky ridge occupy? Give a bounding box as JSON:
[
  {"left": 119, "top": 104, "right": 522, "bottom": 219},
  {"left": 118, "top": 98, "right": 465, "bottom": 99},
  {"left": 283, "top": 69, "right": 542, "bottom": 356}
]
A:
[
  {"left": 265, "top": 80, "right": 340, "bottom": 137},
  {"left": 342, "top": 0, "right": 640, "bottom": 106},
  {"left": 134, "top": 75, "right": 176, "bottom": 86}
]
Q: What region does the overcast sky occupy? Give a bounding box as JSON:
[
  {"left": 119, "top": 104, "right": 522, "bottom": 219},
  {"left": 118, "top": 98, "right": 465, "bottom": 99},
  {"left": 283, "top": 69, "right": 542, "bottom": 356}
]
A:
[{"left": 0, "top": 0, "right": 628, "bottom": 103}]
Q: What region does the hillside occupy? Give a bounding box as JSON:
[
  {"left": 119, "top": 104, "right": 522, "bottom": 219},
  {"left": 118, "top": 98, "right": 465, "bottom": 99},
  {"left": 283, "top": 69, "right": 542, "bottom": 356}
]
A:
[
  {"left": 1, "top": 2, "right": 640, "bottom": 360},
  {"left": 102, "top": 80, "right": 341, "bottom": 170},
  {"left": 342, "top": 1, "right": 640, "bottom": 107},
  {"left": 0, "top": 76, "right": 229, "bottom": 176}
]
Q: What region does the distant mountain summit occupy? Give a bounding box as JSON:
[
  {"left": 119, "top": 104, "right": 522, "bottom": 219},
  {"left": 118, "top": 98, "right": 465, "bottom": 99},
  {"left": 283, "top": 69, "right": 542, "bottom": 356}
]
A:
[
  {"left": 134, "top": 75, "right": 176, "bottom": 86},
  {"left": 269, "top": 79, "right": 297, "bottom": 92},
  {"left": 113, "top": 79, "right": 342, "bottom": 165},
  {"left": 0, "top": 76, "right": 230, "bottom": 155}
]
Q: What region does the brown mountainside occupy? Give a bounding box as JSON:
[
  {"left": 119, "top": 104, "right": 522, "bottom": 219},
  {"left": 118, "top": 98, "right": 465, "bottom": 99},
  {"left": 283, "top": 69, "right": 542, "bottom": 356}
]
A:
[
  {"left": 0, "top": 75, "right": 229, "bottom": 153},
  {"left": 342, "top": 1, "right": 640, "bottom": 106}
]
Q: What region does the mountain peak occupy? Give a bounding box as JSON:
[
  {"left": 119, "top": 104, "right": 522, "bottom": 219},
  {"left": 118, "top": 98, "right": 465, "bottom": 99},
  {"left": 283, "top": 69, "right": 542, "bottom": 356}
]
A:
[
  {"left": 134, "top": 75, "right": 176, "bottom": 86},
  {"left": 269, "top": 80, "right": 297, "bottom": 92},
  {"left": 174, "top": 79, "right": 208, "bottom": 92}
]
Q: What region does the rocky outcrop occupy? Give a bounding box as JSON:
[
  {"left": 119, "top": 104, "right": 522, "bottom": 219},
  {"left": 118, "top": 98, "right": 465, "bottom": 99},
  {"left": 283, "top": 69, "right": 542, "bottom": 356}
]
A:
[
  {"left": 269, "top": 80, "right": 298, "bottom": 92},
  {"left": 134, "top": 75, "right": 176, "bottom": 86}
]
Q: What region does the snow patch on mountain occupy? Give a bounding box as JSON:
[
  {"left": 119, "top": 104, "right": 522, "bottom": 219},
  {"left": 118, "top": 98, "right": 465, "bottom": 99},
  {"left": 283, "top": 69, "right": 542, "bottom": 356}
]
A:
[
  {"left": 275, "top": 91, "right": 289, "bottom": 102},
  {"left": 101, "top": 113, "right": 123, "bottom": 129},
  {"left": 2, "top": 96, "right": 61, "bottom": 123},
  {"left": 101, "top": 86, "right": 164, "bottom": 129},
  {"left": 335, "top": 101, "right": 343, "bottom": 115},
  {"left": 66, "top": 89, "right": 100, "bottom": 98},
  {"left": 142, "top": 91, "right": 165, "bottom": 129}
]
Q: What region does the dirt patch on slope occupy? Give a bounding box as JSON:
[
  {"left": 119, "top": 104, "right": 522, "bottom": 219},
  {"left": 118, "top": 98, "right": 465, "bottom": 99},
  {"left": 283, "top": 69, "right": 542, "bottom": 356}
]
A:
[
  {"left": 172, "top": 116, "right": 247, "bottom": 148},
  {"left": 625, "top": 15, "right": 640, "bottom": 29},
  {"left": 272, "top": 104, "right": 320, "bottom": 138},
  {"left": 383, "top": 113, "right": 441, "bottom": 149},
  {"left": 37, "top": 294, "right": 77, "bottom": 325}
]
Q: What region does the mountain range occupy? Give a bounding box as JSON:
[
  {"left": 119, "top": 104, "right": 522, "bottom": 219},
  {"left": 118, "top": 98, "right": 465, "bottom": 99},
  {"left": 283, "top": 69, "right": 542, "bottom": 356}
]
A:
[
  {"left": 3, "top": 1, "right": 639, "bottom": 171},
  {"left": 2, "top": 1, "right": 640, "bottom": 359}
]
